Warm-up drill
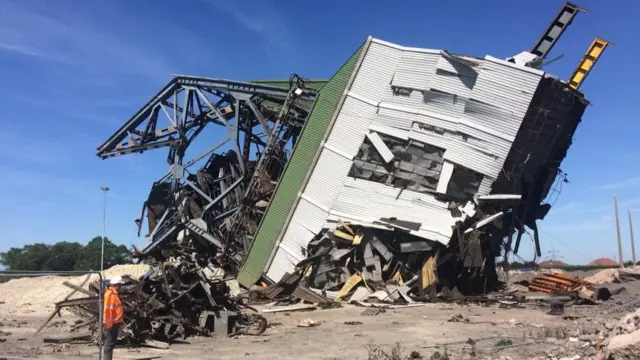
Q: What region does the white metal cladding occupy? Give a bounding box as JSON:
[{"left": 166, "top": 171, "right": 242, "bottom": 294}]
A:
[
  {"left": 435, "top": 55, "right": 480, "bottom": 78},
  {"left": 478, "top": 176, "right": 495, "bottom": 195},
  {"left": 366, "top": 132, "right": 395, "bottom": 163},
  {"left": 266, "top": 37, "right": 547, "bottom": 281},
  {"left": 463, "top": 100, "right": 521, "bottom": 138},
  {"left": 430, "top": 71, "right": 475, "bottom": 98},
  {"left": 325, "top": 96, "right": 377, "bottom": 156},
  {"left": 369, "top": 124, "right": 410, "bottom": 140},
  {"left": 350, "top": 42, "right": 403, "bottom": 101},
  {"left": 408, "top": 124, "right": 450, "bottom": 150},
  {"left": 331, "top": 178, "right": 458, "bottom": 243},
  {"left": 391, "top": 51, "right": 439, "bottom": 90},
  {"left": 470, "top": 58, "right": 542, "bottom": 118},
  {"left": 294, "top": 196, "right": 331, "bottom": 234},
  {"left": 422, "top": 90, "right": 467, "bottom": 119},
  {"left": 303, "top": 147, "right": 353, "bottom": 210},
  {"left": 266, "top": 238, "right": 310, "bottom": 282}
]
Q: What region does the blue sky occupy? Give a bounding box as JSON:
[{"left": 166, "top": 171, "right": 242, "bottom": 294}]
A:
[{"left": 0, "top": 0, "right": 637, "bottom": 265}]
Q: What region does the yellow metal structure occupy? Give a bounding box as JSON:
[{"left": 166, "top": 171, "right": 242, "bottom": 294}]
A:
[{"left": 568, "top": 37, "right": 613, "bottom": 90}]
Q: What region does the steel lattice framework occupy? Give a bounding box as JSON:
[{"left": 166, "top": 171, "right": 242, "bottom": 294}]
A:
[{"left": 97, "top": 74, "right": 318, "bottom": 270}]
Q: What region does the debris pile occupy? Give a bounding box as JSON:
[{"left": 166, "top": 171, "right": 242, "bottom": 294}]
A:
[
  {"left": 528, "top": 273, "right": 593, "bottom": 294},
  {"left": 290, "top": 223, "right": 445, "bottom": 304},
  {"left": 40, "top": 262, "right": 267, "bottom": 345}
]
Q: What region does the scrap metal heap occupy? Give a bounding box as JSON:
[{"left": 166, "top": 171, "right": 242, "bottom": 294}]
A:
[
  {"left": 93, "top": 75, "right": 319, "bottom": 342},
  {"left": 41, "top": 271, "right": 267, "bottom": 345},
  {"left": 96, "top": 74, "right": 318, "bottom": 270}
]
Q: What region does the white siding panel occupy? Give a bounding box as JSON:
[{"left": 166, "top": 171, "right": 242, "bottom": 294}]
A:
[
  {"left": 331, "top": 179, "right": 456, "bottom": 243},
  {"left": 437, "top": 161, "right": 455, "bottom": 193},
  {"left": 478, "top": 176, "right": 495, "bottom": 196},
  {"left": 408, "top": 125, "right": 450, "bottom": 150},
  {"left": 369, "top": 124, "right": 410, "bottom": 140},
  {"left": 391, "top": 51, "right": 438, "bottom": 90},
  {"left": 470, "top": 59, "right": 541, "bottom": 119},
  {"left": 266, "top": 248, "right": 300, "bottom": 282},
  {"left": 303, "top": 147, "right": 352, "bottom": 210},
  {"left": 463, "top": 99, "right": 522, "bottom": 138},
  {"left": 423, "top": 90, "right": 466, "bottom": 119},
  {"left": 367, "top": 132, "right": 395, "bottom": 163},
  {"left": 435, "top": 55, "right": 479, "bottom": 78},
  {"left": 456, "top": 122, "right": 512, "bottom": 159},
  {"left": 430, "top": 71, "right": 474, "bottom": 98},
  {"left": 350, "top": 42, "right": 402, "bottom": 101},
  {"left": 372, "top": 107, "right": 416, "bottom": 131},
  {"left": 325, "top": 96, "right": 376, "bottom": 156},
  {"left": 292, "top": 197, "right": 329, "bottom": 234},
  {"left": 444, "top": 138, "right": 503, "bottom": 178}
]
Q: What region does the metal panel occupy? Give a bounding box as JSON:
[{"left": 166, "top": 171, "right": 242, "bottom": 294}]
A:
[
  {"left": 391, "top": 51, "right": 439, "bottom": 90},
  {"left": 408, "top": 124, "right": 450, "bottom": 150},
  {"left": 351, "top": 42, "right": 403, "bottom": 101},
  {"left": 478, "top": 176, "right": 495, "bottom": 196},
  {"left": 303, "top": 147, "right": 354, "bottom": 210},
  {"left": 443, "top": 137, "right": 503, "bottom": 178},
  {"left": 238, "top": 43, "right": 366, "bottom": 287},
  {"left": 423, "top": 90, "right": 467, "bottom": 119},
  {"left": 435, "top": 55, "right": 479, "bottom": 78},
  {"left": 325, "top": 96, "right": 377, "bottom": 156},
  {"left": 436, "top": 161, "right": 455, "bottom": 193},
  {"left": 470, "top": 57, "right": 542, "bottom": 119},
  {"left": 366, "top": 132, "right": 395, "bottom": 163},
  {"left": 463, "top": 99, "right": 522, "bottom": 138},
  {"left": 330, "top": 178, "right": 457, "bottom": 243}
]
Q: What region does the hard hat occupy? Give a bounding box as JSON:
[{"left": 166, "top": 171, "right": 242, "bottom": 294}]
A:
[{"left": 109, "top": 275, "right": 125, "bottom": 285}]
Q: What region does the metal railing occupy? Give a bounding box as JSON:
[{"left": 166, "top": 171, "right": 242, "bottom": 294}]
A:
[{"left": 0, "top": 270, "right": 104, "bottom": 360}]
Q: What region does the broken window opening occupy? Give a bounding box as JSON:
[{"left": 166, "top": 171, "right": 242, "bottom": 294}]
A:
[
  {"left": 349, "top": 134, "right": 445, "bottom": 195},
  {"left": 392, "top": 86, "right": 413, "bottom": 97},
  {"left": 446, "top": 165, "right": 483, "bottom": 201}
]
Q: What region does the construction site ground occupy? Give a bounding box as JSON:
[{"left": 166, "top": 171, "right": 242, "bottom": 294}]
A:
[{"left": 3, "top": 293, "right": 640, "bottom": 360}]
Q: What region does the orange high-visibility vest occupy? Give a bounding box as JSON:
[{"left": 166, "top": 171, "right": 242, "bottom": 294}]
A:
[{"left": 102, "top": 286, "right": 124, "bottom": 328}]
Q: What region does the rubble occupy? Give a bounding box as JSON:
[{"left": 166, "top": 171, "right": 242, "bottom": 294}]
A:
[
  {"left": 38, "top": 263, "right": 267, "bottom": 345},
  {"left": 528, "top": 273, "right": 593, "bottom": 293}
]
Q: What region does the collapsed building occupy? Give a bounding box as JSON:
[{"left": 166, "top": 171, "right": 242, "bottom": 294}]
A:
[{"left": 97, "top": 2, "right": 611, "bottom": 303}]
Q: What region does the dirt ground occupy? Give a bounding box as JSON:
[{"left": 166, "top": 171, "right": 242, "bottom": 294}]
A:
[{"left": 2, "top": 297, "right": 636, "bottom": 360}]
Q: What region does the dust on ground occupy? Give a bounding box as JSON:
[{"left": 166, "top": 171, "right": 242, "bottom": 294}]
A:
[{"left": 3, "top": 295, "right": 639, "bottom": 360}]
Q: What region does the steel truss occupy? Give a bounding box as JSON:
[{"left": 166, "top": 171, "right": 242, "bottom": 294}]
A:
[{"left": 97, "top": 74, "right": 318, "bottom": 271}]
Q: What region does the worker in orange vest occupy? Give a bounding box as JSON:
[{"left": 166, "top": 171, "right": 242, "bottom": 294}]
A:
[{"left": 102, "top": 275, "right": 125, "bottom": 360}]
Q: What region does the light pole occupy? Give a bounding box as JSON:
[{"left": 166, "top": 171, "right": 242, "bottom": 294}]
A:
[{"left": 100, "top": 186, "right": 110, "bottom": 277}]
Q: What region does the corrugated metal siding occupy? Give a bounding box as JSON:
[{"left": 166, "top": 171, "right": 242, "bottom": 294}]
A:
[
  {"left": 303, "top": 147, "right": 353, "bottom": 210},
  {"left": 325, "top": 96, "right": 378, "bottom": 156},
  {"left": 470, "top": 57, "right": 542, "bottom": 119},
  {"left": 478, "top": 176, "right": 495, "bottom": 195},
  {"left": 237, "top": 43, "right": 366, "bottom": 288},
  {"left": 351, "top": 42, "right": 403, "bottom": 101},
  {"left": 391, "top": 51, "right": 439, "bottom": 90}
]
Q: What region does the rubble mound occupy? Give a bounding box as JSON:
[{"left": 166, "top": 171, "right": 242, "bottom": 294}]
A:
[
  {"left": 585, "top": 268, "right": 619, "bottom": 284},
  {"left": 590, "top": 258, "right": 619, "bottom": 266},
  {"left": 0, "top": 263, "right": 149, "bottom": 311}
]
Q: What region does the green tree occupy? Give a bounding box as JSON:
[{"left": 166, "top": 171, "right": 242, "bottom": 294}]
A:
[
  {"left": 74, "top": 237, "right": 132, "bottom": 271},
  {"left": 0, "top": 237, "right": 132, "bottom": 271}
]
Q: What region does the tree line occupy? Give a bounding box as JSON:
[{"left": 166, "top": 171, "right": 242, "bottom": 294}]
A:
[{"left": 0, "top": 236, "right": 132, "bottom": 271}]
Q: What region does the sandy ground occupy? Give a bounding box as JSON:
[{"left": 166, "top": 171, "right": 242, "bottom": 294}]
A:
[{"left": 1, "top": 298, "right": 630, "bottom": 360}]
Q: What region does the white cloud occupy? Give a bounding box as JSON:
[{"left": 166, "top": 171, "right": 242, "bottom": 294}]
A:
[
  {"left": 596, "top": 176, "right": 640, "bottom": 190},
  {"left": 201, "top": 0, "right": 293, "bottom": 50},
  {"left": 0, "top": 1, "right": 216, "bottom": 82}
]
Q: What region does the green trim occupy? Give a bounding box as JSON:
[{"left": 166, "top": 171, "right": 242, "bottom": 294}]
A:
[{"left": 238, "top": 44, "right": 367, "bottom": 287}]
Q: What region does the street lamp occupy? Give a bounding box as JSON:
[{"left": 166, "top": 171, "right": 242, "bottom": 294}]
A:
[{"left": 100, "top": 186, "right": 110, "bottom": 276}]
